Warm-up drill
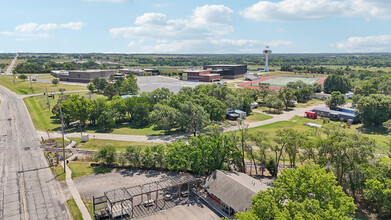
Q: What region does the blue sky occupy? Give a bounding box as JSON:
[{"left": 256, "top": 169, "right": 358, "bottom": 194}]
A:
[{"left": 1, "top": 0, "right": 391, "bottom": 53}]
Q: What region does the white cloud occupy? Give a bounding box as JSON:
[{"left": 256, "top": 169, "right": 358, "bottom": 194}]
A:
[
  {"left": 135, "top": 13, "right": 168, "bottom": 26},
  {"left": 60, "top": 22, "right": 86, "bottom": 30},
  {"left": 15, "top": 23, "right": 39, "bottom": 33},
  {"left": 110, "top": 5, "right": 234, "bottom": 40},
  {"left": 110, "top": 4, "right": 294, "bottom": 53},
  {"left": 38, "top": 23, "right": 58, "bottom": 31},
  {"left": 2, "top": 21, "right": 85, "bottom": 39},
  {"left": 241, "top": 0, "right": 391, "bottom": 22},
  {"left": 336, "top": 35, "right": 391, "bottom": 52},
  {"left": 85, "top": 0, "right": 128, "bottom": 2}
]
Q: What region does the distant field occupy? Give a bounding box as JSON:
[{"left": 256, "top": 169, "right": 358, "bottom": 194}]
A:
[{"left": 0, "top": 75, "right": 86, "bottom": 95}]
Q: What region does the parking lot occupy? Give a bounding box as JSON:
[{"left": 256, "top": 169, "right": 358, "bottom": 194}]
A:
[
  {"left": 74, "top": 168, "right": 220, "bottom": 220},
  {"left": 137, "top": 76, "right": 210, "bottom": 93}
]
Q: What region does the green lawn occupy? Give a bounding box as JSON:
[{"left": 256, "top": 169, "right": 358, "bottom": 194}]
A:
[
  {"left": 68, "top": 162, "right": 113, "bottom": 179},
  {"left": 67, "top": 199, "right": 83, "bottom": 220},
  {"left": 245, "top": 112, "right": 273, "bottom": 122},
  {"left": 50, "top": 166, "right": 66, "bottom": 181},
  {"left": 70, "top": 138, "right": 158, "bottom": 153},
  {"left": 247, "top": 115, "right": 390, "bottom": 154},
  {"left": 0, "top": 75, "right": 86, "bottom": 95}
]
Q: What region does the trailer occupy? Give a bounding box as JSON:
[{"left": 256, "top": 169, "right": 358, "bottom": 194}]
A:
[{"left": 311, "top": 108, "right": 359, "bottom": 123}]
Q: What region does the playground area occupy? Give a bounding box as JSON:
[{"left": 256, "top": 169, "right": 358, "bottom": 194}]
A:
[{"left": 238, "top": 75, "right": 326, "bottom": 90}]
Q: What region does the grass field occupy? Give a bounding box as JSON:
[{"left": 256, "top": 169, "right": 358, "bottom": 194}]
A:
[
  {"left": 68, "top": 162, "right": 112, "bottom": 179},
  {"left": 0, "top": 75, "right": 86, "bottom": 95},
  {"left": 70, "top": 138, "right": 158, "bottom": 153},
  {"left": 251, "top": 76, "right": 321, "bottom": 88},
  {"left": 246, "top": 115, "right": 390, "bottom": 154},
  {"left": 67, "top": 199, "right": 83, "bottom": 220},
  {"left": 245, "top": 112, "right": 273, "bottom": 122}
]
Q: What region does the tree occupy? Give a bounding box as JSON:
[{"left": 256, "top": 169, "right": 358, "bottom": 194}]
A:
[
  {"left": 149, "top": 104, "right": 179, "bottom": 132},
  {"left": 131, "top": 102, "right": 150, "bottom": 126},
  {"left": 275, "top": 128, "right": 307, "bottom": 169},
  {"left": 52, "top": 78, "right": 59, "bottom": 86},
  {"left": 357, "top": 94, "right": 391, "bottom": 126},
  {"left": 235, "top": 165, "right": 356, "bottom": 220},
  {"left": 364, "top": 157, "right": 391, "bottom": 218},
  {"left": 92, "top": 77, "right": 101, "bottom": 92},
  {"left": 317, "top": 127, "right": 375, "bottom": 188},
  {"left": 97, "top": 110, "right": 115, "bottom": 131},
  {"left": 278, "top": 88, "right": 296, "bottom": 110},
  {"left": 326, "top": 91, "right": 346, "bottom": 110},
  {"left": 19, "top": 74, "right": 27, "bottom": 80},
  {"left": 104, "top": 83, "right": 116, "bottom": 100},
  {"left": 122, "top": 74, "right": 139, "bottom": 95},
  {"left": 124, "top": 146, "right": 142, "bottom": 167},
  {"left": 110, "top": 96, "right": 127, "bottom": 122},
  {"left": 87, "top": 83, "right": 95, "bottom": 93},
  {"left": 250, "top": 131, "right": 271, "bottom": 176},
  {"left": 324, "top": 75, "right": 351, "bottom": 94},
  {"left": 94, "top": 146, "right": 117, "bottom": 165},
  {"left": 265, "top": 96, "right": 284, "bottom": 113},
  {"left": 98, "top": 78, "right": 108, "bottom": 92},
  {"left": 178, "top": 101, "right": 210, "bottom": 136},
  {"left": 286, "top": 80, "right": 314, "bottom": 103}
]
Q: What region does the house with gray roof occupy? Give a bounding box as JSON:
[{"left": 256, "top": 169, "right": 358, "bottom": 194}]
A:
[{"left": 202, "top": 170, "right": 273, "bottom": 215}]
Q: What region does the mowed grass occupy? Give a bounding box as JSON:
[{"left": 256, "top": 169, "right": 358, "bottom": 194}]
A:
[
  {"left": 247, "top": 115, "right": 390, "bottom": 154},
  {"left": 67, "top": 199, "right": 83, "bottom": 220},
  {"left": 0, "top": 75, "right": 86, "bottom": 95},
  {"left": 24, "top": 92, "right": 105, "bottom": 131},
  {"left": 245, "top": 112, "right": 273, "bottom": 122},
  {"left": 68, "top": 162, "right": 113, "bottom": 179},
  {"left": 50, "top": 166, "right": 66, "bottom": 181},
  {"left": 70, "top": 138, "right": 158, "bottom": 153}
]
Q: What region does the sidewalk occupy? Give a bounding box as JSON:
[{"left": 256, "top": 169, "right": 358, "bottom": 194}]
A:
[{"left": 61, "top": 140, "right": 92, "bottom": 220}]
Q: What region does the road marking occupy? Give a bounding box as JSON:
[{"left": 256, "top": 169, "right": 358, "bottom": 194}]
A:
[{"left": 18, "top": 173, "right": 29, "bottom": 220}]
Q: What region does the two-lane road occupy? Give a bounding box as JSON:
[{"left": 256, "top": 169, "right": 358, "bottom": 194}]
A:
[
  {"left": 0, "top": 85, "right": 68, "bottom": 219},
  {"left": 4, "top": 54, "right": 18, "bottom": 75}
]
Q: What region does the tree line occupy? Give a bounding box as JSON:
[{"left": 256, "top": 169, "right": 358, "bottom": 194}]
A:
[{"left": 92, "top": 122, "right": 391, "bottom": 218}]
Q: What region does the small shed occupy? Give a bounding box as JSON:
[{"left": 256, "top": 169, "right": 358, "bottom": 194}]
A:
[{"left": 226, "top": 109, "right": 247, "bottom": 120}]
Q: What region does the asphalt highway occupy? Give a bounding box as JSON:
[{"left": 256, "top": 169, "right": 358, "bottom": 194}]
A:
[
  {"left": 4, "top": 54, "right": 17, "bottom": 75},
  {"left": 0, "top": 85, "right": 68, "bottom": 219}
]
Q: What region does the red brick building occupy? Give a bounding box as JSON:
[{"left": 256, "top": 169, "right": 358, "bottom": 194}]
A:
[{"left": 182, "top": 70, "right": 220, "bottom": 82}]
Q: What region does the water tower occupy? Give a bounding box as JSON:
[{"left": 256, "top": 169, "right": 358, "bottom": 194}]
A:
[{"left": 263, "top": 46, "right": 272, "bottom": 72}]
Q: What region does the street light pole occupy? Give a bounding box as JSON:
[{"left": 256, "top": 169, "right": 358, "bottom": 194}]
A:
[{"left": 58, "top": 102, "right": 66, "bottom": 173}]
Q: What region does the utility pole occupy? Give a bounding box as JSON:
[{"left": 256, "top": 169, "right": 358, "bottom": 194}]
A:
[
  {"left": 46, "top": 86, "right": 50, "bottom": 110},
  {"left": 59, "top": 102, "right": 66, "bottom": 173},
  {"left": 29, "top": 76, "right": 34, "bottom": 94}
]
